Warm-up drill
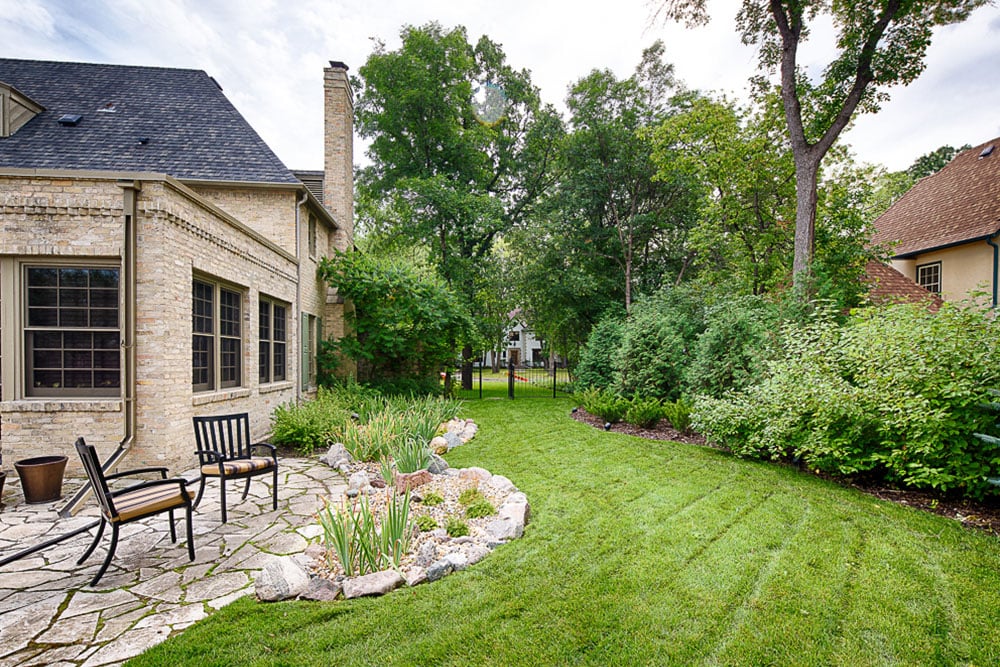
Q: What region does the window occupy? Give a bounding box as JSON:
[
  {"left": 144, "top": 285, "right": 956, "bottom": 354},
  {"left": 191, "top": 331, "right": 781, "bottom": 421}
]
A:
[
  {"left": 24, "top": 266, "right": 120, "bottom": 397},
  {"left": 192, "top": 278, "right": 243, "bottom": 392},
  {"left": 916, "top": 262, "right": 942, "bottom": 294},
  {"left": 259, "top": 297, "right": 287, "bottom": 384}
]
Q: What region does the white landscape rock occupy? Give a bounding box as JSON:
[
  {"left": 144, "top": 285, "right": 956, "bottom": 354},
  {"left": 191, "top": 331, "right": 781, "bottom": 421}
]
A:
[
  {"left": 255, "top": 556, "right": 311, "bottom": 602},
  {"left": 342, "top": 570, "right": 405, "bottom": 599},
  {"left": 458, "top": 467, "right": 491, "bottom": 482}
]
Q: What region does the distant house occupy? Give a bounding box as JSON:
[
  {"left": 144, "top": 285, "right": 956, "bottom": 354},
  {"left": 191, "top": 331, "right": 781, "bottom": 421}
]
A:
[
  {"left": 0, "top": 58, "right": 354, "bottom": 473},
  {"left": 872, "top": 138, "right": 1000, "bottom": 306},
  {"left": 483, "top": 321, "right": 547, "bottom": 369}
]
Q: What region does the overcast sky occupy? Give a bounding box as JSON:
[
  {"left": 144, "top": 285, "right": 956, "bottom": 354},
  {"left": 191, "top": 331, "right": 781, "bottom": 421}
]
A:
[{"left": 2, "top": 0, "right": 999, "bottom": 172}]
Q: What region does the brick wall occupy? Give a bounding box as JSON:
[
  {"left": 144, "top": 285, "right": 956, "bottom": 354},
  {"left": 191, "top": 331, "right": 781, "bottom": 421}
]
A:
[{"left": 0, "top": 174, "right": 328, "bottom": 473}]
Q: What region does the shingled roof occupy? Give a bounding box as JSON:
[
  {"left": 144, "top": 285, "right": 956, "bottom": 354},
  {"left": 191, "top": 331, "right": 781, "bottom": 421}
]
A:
[
  {"left": 863, "top": 260, "right": 943, "bottom": 311},
  {"left": 0, "top": 58, "right": 298, "bottom": 184},
  {"left": 872, "top": 138, "right": 1000, "bottom": 257}
]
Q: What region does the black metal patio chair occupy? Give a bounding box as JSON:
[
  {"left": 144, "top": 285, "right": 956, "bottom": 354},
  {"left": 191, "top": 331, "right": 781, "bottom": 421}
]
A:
[
  {"left": 74, "top": 437, "right": 195, "bottom": 587},
  {"left": 192, "top": 412, "right": 278, "bottom": 523}
]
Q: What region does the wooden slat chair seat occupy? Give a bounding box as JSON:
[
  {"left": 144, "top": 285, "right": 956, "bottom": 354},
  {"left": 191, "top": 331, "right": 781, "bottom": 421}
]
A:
[
  {"left": 74, "top": 437, "right": 195, "bottom": 587},
  {"left": 193, "top": 412, "right": 278, "bottom": 523}
]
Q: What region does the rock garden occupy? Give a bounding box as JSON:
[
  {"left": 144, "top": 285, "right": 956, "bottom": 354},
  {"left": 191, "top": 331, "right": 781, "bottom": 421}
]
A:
[{"left": 255, "top": 392, "right": 529, "bottom": 603}]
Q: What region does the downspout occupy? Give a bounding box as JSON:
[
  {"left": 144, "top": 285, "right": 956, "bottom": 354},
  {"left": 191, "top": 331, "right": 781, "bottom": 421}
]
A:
[
  {"left": 59, "top": 180, "right": 140, "bottom": 517},
  {"left": 987, "top": 229, "right": 1000, "bottom": 308},
  {"left": 295, "top": 189, "right": 308, "bottom": 403}
]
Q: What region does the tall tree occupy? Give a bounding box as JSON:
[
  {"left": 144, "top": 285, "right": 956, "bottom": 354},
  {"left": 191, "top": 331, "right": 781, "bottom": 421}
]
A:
[
  {"left": 355, "top": 22, "right": 563, "bottom": 385},
  {"left": 651, "top": 92, "right": 795, "bottom": 295},
  {"left": 556, "top": 41, "right": 698, "bottom": 312},
  {"left": 658, "top": 0, "right": 987, "bottom": 290}
]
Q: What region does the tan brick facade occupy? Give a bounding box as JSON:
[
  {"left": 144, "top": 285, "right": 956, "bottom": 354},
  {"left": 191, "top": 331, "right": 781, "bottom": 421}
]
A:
[
  {"left": 0, "top": 173, "right": 332, "bottom": 472},
  {"left": 0, "top": 61, "right": 355, "bottom": 481}
]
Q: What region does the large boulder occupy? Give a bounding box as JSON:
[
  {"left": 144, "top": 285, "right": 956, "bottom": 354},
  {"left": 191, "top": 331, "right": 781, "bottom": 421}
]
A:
[
  {"left": 319, "top": 443, "right": 352, "bottom": 468},
  {"left": 255, "top": 556, "right": 311, "bottom": 602}
]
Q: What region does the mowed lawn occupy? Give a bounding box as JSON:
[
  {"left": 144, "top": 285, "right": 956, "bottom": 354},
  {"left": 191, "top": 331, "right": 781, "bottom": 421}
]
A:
[{"left": 131, "top": 398, "right": 1000, "bottom": 666}]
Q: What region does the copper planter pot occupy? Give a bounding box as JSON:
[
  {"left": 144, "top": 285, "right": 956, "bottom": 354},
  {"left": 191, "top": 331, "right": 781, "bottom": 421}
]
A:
[{"left": 14, "top": 456, "right": 68, "bottom": 504}]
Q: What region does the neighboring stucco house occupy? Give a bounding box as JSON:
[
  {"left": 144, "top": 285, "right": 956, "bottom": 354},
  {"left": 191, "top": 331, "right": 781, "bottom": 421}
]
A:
[
  {"left": 0, "top": 58, "right": 354, "bottom": 475},
  {"left": 872, "top": 138, "right": 1000, "bottom": 306}
]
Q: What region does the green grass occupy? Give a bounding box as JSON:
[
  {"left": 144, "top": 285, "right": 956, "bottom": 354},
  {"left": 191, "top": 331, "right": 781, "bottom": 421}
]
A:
[{"left": 129, "top": 399, "right": 1000, "bottom": 666}]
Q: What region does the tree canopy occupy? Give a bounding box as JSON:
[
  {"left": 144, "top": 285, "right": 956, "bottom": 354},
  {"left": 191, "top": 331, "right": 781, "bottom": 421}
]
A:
[{"left": 658, "top": 0, "right": 987, "bottom": 290}]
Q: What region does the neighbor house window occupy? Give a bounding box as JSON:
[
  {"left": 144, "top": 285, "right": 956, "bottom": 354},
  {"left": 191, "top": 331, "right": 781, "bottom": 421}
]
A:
[
  {"left": 24, "top": 266, "right": 120, "bottom": 397},
  {"left": 258, "top": 297, "right": 287, "bottom": 384},
  {"left": 916, "top": 262, "right": 942, "bottom": 294},
  {"left": 192, "top": 278, "right": 243, "bottom": 392}
]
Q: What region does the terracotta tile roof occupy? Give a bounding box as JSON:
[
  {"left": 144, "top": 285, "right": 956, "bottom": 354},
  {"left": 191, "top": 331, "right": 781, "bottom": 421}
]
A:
[
  {"left": 863, "top": 260, "right": 943, "bottom": 311},
  {"left": 872, "top": 138, "right": 1000, "bottom": 257},
  {"left": 0, "top": 58, "right": 298, "bottom": 184}
]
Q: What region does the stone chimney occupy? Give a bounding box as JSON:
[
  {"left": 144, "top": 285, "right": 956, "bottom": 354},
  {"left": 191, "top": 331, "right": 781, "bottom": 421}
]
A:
[{"left": 323, "top": 61, "right": 354, "bottom": 251}]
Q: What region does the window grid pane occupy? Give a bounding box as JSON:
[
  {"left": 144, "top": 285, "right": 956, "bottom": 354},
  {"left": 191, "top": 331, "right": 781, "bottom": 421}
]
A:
[
  {"left": 917, "top": 263, "right": 941, "bottom": 294},
  {"left": 25, "top": 266, "right": 121, "bottom": 397}
]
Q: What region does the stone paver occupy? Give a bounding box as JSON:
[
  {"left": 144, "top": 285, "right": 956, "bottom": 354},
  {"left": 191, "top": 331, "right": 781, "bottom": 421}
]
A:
[{"left": 0, "top": 458, "right": 344, "bottom": 666}]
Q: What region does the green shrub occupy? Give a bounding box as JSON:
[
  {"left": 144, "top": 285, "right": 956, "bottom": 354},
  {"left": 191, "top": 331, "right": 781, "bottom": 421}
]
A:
[
  {"left": 693, "top": 303, "right": 1000, "bottom": 498},
  {"left": 575, "top": 313, "right": 625, "bottom": 391},
  {"left": 317, "top": 250, "right": 473, "bottom": 386},
  {"left": 661, "top": 397, "right": 694, "bottom": 433},
  {"left": 579, "top": 387, "right": 629, "bottom": 424},
  {"left": 422, "top": 491, "right": 444, "bottom": 506},
  {"left": 445, "top": 516, "right": 470, "bottom": 537},
  {"left": 269, "top": 387, "right": 347, "bottom": 456},
  {"left": 465, "top": 498, "right": 496, "bottom": 519},
  {"left": 414, "top": 514, "right": 438, "bottom": 532},
  {"left": 624, "top": 394, "right": 663, "bottom": 428},
  {"left": 684, "top": 295, "right": 780, "bottom": 397},
  {"left": 458, "top": 488, "right": 486, "bottom": 506},
  {"left": 617, "top": 289, "right": 704, "bottom": 401}
]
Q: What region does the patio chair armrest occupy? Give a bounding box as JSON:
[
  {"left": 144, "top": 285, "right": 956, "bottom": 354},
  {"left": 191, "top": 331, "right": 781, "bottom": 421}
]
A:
[
  {"left": 108, "top": 477, "right": 189, "bottom": 498},
  {"left": 194, "top": 449, "right": 224, "bottom": 462},
  {"left": 105, "top": 466, "right": 170, "bottom": 481},
  {"left": 250, "top": 442, "right": 276, "bottom": 458}
]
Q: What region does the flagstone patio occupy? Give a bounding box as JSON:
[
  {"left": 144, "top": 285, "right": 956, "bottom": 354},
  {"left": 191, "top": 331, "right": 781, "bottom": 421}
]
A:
[{"left": 0, "top": 457, "right": 344, "bottom": 667}]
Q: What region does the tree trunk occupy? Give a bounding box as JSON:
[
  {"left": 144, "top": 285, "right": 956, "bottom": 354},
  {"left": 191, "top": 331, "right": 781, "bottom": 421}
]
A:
[
  {"left": 461, "top": 344, "right": 473, "bottom": 390},
  {"left": 791, "top": 153, "right": 820, "bottom": 289}
]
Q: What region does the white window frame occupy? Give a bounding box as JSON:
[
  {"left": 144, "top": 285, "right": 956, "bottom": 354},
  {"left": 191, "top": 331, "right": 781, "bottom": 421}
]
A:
[{"left": 916, "top": 261, "right": 942, "bottom": 295}]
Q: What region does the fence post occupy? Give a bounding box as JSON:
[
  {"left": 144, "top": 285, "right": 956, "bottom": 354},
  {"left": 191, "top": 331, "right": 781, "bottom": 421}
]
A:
[
  {"left": 552, "top": 361, "right": 557, "bottom": 398},
  {"left": 508, "top": 359, "right": 515, "bottom": 399},
  {"left": 479, "top": 361, "right": 483, "bottom": 400}
]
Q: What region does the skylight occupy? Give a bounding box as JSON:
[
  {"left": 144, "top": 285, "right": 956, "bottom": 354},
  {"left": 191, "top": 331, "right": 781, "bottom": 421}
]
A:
[
  {"left": 979, "top": 145, "right": 995, "bottom": 159},
  {"left": 57, "top": 114, "right": 82, "bottom": 126}
]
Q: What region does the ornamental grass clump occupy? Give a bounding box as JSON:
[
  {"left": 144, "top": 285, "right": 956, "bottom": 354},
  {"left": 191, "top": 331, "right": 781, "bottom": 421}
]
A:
[
  {"left": 393, "top": 437, "right": 431, "bottom": 473},
  {"left": 317, "top": 491, "right": 413, "bottom": 576}
]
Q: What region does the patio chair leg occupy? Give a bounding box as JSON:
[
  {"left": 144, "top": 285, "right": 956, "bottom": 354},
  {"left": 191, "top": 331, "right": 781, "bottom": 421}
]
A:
[
  {"left": 77, "top": 518, "right": 106, "bottom": 565},
  {"left": 241, "top": 478, "right": 252, "bottom": 501},
  {"left": 185, "top": 505, "right": 196, "bottom": 561},
  {"left": 90, "top": 523, "right": 120, "bottom": 587},
  {"left": 193, "top": 476, "right": 207, "bottom": 509},
  {"left": 168, "top": 508, "right": 177, "bottom": 543},
  {"left": 220, "top": 478, "right": 227, "bottom": 524},
  {"left": 272, "top": 466, "right": 278, "bottom": 511}
]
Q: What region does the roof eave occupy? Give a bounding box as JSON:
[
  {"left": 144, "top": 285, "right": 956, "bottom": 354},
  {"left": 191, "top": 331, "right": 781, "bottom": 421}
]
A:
[{"left": 892, "top": 228, "right": 1000, "bottom": 259}]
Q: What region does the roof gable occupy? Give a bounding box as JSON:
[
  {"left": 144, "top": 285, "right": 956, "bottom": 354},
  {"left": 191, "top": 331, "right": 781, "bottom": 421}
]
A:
[
  {"left": 863, "top": 260, "right": 943, "bottom": 311},
  {"left": 872, "top": 138, "right": 1000, "bottom": 256},
  {"left": 0, "top": 58, "right": 297, "bottom": 184}
]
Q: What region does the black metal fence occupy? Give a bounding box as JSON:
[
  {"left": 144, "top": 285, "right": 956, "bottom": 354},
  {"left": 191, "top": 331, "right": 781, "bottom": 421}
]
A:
[{"left": 446, "top": 361, "right": 573, "bottom": 399}]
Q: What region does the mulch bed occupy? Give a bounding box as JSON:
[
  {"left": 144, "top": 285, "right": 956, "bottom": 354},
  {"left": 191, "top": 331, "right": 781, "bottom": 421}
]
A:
[{"left": 571, "top": 408, "right": 1000, "bottom": 537}]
